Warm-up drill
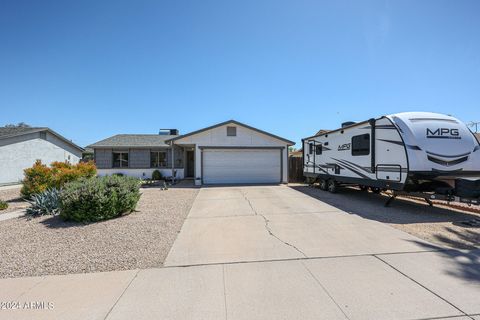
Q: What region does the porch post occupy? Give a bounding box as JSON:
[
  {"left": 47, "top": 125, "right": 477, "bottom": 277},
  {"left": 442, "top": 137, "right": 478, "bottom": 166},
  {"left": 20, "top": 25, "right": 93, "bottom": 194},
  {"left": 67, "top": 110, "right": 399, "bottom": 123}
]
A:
[{"left": 171, "top": 142, "right": 175, "bottom": 176}]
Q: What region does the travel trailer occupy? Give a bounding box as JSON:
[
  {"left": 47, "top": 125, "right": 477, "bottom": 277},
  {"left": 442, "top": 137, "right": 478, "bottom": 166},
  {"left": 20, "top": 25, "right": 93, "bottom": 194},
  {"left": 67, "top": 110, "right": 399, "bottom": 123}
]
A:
[{"left": 302, "top": 112, "right": 480, "bottom": 204}]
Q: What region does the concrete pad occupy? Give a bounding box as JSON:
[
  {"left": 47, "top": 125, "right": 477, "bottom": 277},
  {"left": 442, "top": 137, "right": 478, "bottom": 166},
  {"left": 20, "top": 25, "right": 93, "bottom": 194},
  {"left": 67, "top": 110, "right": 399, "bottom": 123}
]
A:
[
  {"left": 107, "top": 265, "right": 225, "bottom": 320},
  {"left": 249, "top": 196, "right": 341, "bottom": 215},
  {"left": 195, "top": 188, "right": 244, "bottom": 200},
  {"left": 1, "top": 270, "right": 137, "bottom": 320},
  {"left": 304, "top": 256, "right": 462, "bottom": 320},
  {"left": 225, "top": 260, "right": 347, "bottom": 320},
  {"left": 188, "top": 198, "right": 255, "bottom": 218},
  {"left": 241, "top": 186, "right": 311, "bottom": 199},
  {"left": 164, "top": 215, "right": 303, "bottom": 266},
  {"left": 379, "top": 249, "right": 480, "bottom": 315},
  {"left": 265, "top": 213, "right": 434, "bottom": 258}
]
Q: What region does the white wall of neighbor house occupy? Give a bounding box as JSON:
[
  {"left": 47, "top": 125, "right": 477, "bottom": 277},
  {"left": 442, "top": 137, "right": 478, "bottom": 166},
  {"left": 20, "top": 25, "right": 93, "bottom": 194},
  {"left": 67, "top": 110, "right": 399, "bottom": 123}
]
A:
[
  {"left": 97, "top": 168, "right": 185, "bottom": 180},
  {"left": 174, "top": 123, "right": 289, "bottom": 185},
  {"left": 0, "top": 137, "right": 81, "bottom": 185}
]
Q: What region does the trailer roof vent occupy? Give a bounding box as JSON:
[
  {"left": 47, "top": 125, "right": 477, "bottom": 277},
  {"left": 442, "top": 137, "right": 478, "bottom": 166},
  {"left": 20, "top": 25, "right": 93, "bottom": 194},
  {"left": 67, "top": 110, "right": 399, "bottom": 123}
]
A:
[
  {"left": 159, "top": 129, "right": 179, "bottom": 135},
  {"left": 341, "top": 121, "right": 356, "bottom": 128}
]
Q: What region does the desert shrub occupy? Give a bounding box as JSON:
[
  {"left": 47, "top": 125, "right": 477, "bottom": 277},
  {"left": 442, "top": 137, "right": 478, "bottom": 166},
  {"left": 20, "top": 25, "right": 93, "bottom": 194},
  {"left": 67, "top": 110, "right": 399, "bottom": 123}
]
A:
[
  {"left": 0, "top": 200, "right": 8, "bottom": 211},
  {"left": 26, "top": 188, "right": 60, "bottom": 217},
  {"left": 59, "top": 175, "right": 141, "bottom": 222},
  {"left": 21, "top": 160, "right": 97, "bottom": 198},
  {"left": 152, "top": 170, "right": 162, "bottom": 180},
  {"left": 21, "top": 160, "right": 53, "bottom": 198}
]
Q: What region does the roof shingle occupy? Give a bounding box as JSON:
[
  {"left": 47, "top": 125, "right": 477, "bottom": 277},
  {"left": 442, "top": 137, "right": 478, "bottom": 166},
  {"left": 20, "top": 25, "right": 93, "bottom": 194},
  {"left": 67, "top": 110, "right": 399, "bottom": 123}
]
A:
[
  {"left": 88, "top": 134, "right": 176, "bottom": 148},
  {"left": 0, "top": 127, "right": 45, "bottom": 138}
]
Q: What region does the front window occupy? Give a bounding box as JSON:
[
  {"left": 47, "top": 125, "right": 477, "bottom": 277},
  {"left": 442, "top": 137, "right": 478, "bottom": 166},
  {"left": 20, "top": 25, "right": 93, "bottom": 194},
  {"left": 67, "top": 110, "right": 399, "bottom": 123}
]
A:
[
  {"left": 151, "top": 151, "right": 167, "bottom": 167},
  {"left": 113, "top": 152, "right": 129, "bottom": 168}
]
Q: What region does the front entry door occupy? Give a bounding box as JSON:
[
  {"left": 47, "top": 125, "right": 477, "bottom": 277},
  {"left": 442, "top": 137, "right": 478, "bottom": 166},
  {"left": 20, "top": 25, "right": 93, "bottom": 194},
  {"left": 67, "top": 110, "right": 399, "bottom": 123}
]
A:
[{"left": 186, "top": 151, "right": 194, "bottom": 178}]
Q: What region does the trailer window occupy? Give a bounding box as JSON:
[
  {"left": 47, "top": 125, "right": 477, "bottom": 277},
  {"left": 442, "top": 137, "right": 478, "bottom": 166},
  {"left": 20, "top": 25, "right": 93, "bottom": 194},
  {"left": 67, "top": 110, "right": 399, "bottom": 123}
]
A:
[
  {"left": 352, "top": 134, "right": 370, "bottom": 156},
  {"left": 315, "top": 145, "right": 322, "bottom": 155},
  {"left": 309, "top": 143, "right": 314, "bottom": 154}
]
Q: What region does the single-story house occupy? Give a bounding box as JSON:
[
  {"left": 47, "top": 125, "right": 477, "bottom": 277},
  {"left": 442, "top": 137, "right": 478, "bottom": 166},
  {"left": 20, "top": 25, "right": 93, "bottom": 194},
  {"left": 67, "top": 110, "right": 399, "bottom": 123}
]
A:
[
  {"left": 0, "top": 127, "right": 84, "bottom": 185},
  {"left": 88, "top": 120, "right": 294, "bottom": 185}
]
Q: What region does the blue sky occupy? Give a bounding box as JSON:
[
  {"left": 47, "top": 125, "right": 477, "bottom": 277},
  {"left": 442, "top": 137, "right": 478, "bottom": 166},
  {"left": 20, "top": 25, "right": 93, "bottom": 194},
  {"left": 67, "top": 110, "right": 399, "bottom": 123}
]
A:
[{"left": 1, "top": 0, "right": 479, "bottom": 147}]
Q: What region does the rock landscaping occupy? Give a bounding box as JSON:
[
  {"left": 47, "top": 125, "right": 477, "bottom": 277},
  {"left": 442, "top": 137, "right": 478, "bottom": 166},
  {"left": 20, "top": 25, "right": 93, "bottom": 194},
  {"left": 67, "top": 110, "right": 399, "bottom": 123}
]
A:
[{"left": 0, "top": 185, "right": 198, "bottom": 278}]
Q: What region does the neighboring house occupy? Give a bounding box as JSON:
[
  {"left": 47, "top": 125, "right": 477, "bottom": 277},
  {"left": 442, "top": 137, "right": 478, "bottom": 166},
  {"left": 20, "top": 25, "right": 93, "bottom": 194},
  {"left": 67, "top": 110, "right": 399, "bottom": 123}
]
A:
[
  {"left": 316, "top": 129, "right": 330, "bottom": 136},
  {"left": 476, "top": 133, "right": 480, "bottom": 142},
  {"left": 88, "top": 120, "right": 294, "bottom": 185},
  {"left": 0, "top": 127, "right": 84, "bottom": 185}
]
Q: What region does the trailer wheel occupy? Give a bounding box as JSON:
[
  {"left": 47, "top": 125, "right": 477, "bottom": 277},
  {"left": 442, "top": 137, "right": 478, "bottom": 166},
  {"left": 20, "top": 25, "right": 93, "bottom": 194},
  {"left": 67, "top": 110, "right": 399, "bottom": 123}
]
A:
[
  {"left": 319, "top": 179, "right": 328, "bottom": 191},
  {"left": 359, "top": 185, "right": 368, "bottom": 191},
  {"left": 327, "top": 180, "right": 337, "bottom": 193},
  {"left": 371, "top": 187, "right": 381, "bottom": 194}
]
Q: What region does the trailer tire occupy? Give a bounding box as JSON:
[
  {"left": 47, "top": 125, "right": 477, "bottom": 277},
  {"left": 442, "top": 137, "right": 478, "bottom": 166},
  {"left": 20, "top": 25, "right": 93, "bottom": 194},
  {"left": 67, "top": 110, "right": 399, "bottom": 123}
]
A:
[
  {"left": 371, "top": 187, "right": 381, "bottom": 194},
  {"left": 319, "top": 179, "right": 328, "bottom": 191},
  {"left": 327, "top": 180, "right": 337, "bottom": 193},
  {"left": 359, "top": 185, "right": 368, "bottom": 191}
]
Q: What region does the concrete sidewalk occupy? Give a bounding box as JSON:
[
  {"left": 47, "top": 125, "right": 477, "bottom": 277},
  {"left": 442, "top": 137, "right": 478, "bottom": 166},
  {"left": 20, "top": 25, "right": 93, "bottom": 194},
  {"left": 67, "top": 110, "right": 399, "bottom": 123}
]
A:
[
  {"left": 1, "top": 250, "right": 479, "bottom": 320},
  {"left": 1, "top": 186, "right": 480, "bottom": 320},
  {"left": 0, "top": 209, "right": 25, "bottom": 222}
]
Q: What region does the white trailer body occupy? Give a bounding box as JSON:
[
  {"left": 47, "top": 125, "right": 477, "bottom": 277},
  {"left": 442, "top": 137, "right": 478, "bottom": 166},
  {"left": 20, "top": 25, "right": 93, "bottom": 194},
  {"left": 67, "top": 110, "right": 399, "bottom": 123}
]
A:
[{"left": 303, "top": 112, "right": 480, "bottom": 193}]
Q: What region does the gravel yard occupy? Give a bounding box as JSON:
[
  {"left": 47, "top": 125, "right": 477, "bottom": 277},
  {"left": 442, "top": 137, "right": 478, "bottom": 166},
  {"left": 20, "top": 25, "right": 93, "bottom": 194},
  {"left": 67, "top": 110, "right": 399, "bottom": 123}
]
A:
[
  {"left": 0, "top": 185, "right": 29, "bottom": 214},
  {"left": 291, "top": 185, "right": 480, "bottom": 250},
  {"left": 0, "top": 185, "right": 198, "bottom": 278}
]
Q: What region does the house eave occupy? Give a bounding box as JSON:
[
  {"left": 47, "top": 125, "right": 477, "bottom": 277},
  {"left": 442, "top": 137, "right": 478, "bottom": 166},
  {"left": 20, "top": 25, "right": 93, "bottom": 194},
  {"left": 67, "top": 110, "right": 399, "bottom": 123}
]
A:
[{"left": 166, "top": 119, "right": 295, "bottom": 145}]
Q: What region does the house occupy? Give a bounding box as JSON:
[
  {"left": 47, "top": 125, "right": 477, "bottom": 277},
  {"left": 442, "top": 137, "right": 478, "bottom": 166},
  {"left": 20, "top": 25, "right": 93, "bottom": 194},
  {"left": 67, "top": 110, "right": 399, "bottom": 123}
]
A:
[
  {"left": 0, "top": 127, "right": 84, "bottom": 185},
  {"left": 88, "top": 120, "right": 294, "bottom": 185},
  {"left": 315, "top": 129, "right": 330, "bottom": 136}
]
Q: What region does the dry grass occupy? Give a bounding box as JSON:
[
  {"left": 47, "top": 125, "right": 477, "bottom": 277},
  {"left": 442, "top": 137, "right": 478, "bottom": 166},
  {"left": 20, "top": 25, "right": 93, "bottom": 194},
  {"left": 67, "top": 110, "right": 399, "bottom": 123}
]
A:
[{"left": 0, "top": 185, "right": 198, "bottom": 278}]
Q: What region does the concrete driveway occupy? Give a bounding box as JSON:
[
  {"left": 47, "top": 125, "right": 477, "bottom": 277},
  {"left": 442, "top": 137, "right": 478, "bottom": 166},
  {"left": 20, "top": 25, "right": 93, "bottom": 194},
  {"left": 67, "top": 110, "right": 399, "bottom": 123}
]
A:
[
  {"left": 156, "top": 185, "right": 479, "bottom": 320},
  {"left": 164, "top": 185, "right": 433, "bottom": 266},
  {"left": 2, "top": 185, "right": 479, "bottom": 320}
]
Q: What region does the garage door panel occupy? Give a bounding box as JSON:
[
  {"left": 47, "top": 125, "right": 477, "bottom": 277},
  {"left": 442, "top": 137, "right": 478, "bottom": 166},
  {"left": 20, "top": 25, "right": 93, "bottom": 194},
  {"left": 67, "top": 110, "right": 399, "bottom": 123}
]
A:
[{"left": 203, "top": 149, "right": 281, "bottom": 184}]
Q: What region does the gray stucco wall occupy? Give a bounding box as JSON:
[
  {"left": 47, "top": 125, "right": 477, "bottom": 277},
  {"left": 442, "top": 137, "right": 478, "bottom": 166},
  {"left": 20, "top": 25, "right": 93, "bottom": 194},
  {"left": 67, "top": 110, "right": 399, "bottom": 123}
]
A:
[
  {"left": 0, "top": 136, "right": 81, "bottom": 185},
  {"left": 94, "top": 149, "right": 113, "bottom": 169},
  {"left": 130, "top": 149, "right": 150, "bottom": 168},
  {"left": 93, "top": 147, "right": 185, "bottom": 169},
  {"left": 167, "top": 146, "right": 184, "bottom": 168}
]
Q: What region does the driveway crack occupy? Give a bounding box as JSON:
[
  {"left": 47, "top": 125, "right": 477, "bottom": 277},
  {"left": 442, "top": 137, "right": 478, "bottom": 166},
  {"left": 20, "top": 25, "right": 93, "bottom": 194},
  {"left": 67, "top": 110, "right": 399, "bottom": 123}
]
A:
[{"left": 241, "top": 190, "right": 307, "bottom": 258}]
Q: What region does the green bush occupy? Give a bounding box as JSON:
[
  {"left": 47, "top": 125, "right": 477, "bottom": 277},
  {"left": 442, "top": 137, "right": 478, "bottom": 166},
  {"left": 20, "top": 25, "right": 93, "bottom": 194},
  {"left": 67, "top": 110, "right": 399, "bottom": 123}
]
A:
[
  {"left": 152, "top": 170, "right": 162, "bottom": 180},
  {"left": 59, "top": 175, "right": 141, "bottom": 222},
  {"left": 0, "top": 200, "right": 8, "bottom": 211},
  {"left": 26, "top": 188, "right": 60, "bottom": 217}
]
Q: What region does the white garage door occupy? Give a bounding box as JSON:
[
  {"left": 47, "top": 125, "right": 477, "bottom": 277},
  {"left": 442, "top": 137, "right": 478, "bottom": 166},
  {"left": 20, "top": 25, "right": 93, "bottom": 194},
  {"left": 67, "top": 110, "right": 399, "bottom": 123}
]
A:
[{"left": 203, "top": 149, "right": 281, "bottom": 184}]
